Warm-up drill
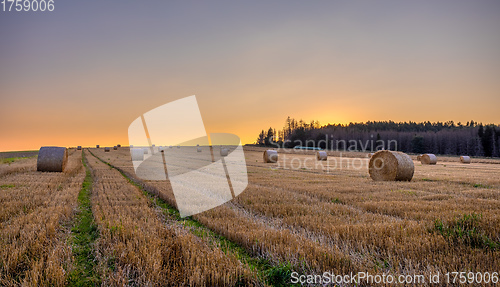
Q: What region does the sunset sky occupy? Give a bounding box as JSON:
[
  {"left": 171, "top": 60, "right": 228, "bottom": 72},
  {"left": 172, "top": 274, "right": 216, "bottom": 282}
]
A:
[{"left": 1, "top": 1, "right": 499, "bottom": 151}]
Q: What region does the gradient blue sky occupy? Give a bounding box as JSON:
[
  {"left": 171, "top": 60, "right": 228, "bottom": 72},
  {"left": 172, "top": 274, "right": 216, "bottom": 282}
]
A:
[{"left": 1, "top": 1, "right": 499, "bottom": 151}]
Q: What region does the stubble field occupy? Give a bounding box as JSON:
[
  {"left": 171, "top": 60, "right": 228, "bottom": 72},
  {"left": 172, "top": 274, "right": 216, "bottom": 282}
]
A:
[{"left": 0, "top": 146, "right": 499, "bottom": 286}]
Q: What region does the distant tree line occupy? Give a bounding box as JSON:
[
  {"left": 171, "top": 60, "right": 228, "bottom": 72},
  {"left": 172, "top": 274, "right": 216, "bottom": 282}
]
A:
[{"left": 256, "top": 117, "right": 500, "bottom": 157}]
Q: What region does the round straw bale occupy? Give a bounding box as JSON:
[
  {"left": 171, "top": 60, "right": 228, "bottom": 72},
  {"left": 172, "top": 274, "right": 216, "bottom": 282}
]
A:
[
  {"left": 369, "top": 150, "right": 414, "bottom": 181},
  {"left": 197, "top": 147, "right": 202, "bottom": 152},
  {"left": 77, "top": 146, "right": 82, "bottom": 150},
  {"left": 316, "top": 151, "right": 327, "bottom": 161},
  {"left": 131, "top": 148, "right": 144, "bottom": 161},
  {"left": 420, "top": 154, "right": 437, "bottom": 165},
  {"left": 104, "top": 147, "right": 110, "bottom": 152},
  {"left": 177, "top": 145, "right": 180, "bottom": 148},
  {"left": 460, "top": 156, "right": 471, "bottom": 164},
  {"left": 220, "top": 148, "right": 228, "bottom": 156},
  {"left": 416, "top": 155, "right": 422, "bottom": 161},
  {"left": 143, "top": 148, "right": 149, "bottom": 154},
  {"left": 117, "top": 144, "right": 121, "bottom": 148},
  {"left": 113, "top": 146, "right": 118, "bottom": 150},
  {"left": 37, "top": 147, "right": 68, "bottom": 172},
  {"left": 263, "top": 150, "right": 278, "bottom": 163},
  {"left": 96, "top": 145, "right": 100, "bottom": 148}
]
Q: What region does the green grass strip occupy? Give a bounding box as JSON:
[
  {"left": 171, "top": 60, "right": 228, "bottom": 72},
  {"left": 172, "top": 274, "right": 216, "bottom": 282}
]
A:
[
  {"left": 0, "top": 184, "right": 15, "bottom": 189},
  {"left": 433, "top": 213, "right": 499, "bottom": 251},
  {"left": 68, "top": 151, "right": 100, "bottom": 286},
  {"left": 0, "top": 156, "right": 36, "bottom": 164},
  {"left": 86, "top": 149, "right": 297, "bottom": 286}
]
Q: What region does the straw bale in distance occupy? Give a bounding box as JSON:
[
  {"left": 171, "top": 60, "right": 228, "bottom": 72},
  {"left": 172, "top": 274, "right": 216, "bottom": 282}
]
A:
[
  {"left": 131, "top": 148, "right": 144, "bottom": 161},
  {"left": 316, "top": 151, "right": 327, "bottom": 161},
  {"left": 263, "top": 150, "right": 278, "bottom": 163},
  {"left": 220, "top": 148, "right": 228, "bottom": 156},
  {"left": 420, "top": 154, "right": 437, "bottom": 165},
  {"left": 460, "top": 156, "right": 471, "bottom": 164}
]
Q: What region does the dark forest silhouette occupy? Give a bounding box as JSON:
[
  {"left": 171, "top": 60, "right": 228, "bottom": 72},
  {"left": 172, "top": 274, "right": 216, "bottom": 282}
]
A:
[{"left": 256, "top": 117, "right": 500, "bottom": 157}]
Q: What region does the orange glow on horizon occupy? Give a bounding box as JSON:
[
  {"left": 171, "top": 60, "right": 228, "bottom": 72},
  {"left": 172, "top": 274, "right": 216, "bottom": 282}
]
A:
[{"left": 1, "top": 104, "right": 499, "bottom": 152}]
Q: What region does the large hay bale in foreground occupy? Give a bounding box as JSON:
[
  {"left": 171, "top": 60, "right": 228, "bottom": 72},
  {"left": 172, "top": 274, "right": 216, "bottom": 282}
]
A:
[
  {"left": 369, "top": 150, "right": 414, "bottom": 181},
  {"left": 316, "top": 151, "right": 327, "bottom": 161},
  {"left": 104, "top": 147, "right": 110, "bottom": 152},
  {"left": 460, "top": 156, "right": 471, "bottom": 164},
  {"left": 77, "top": 146, "right": 82, "bottom": 150},
  {"left": 131, "top": 148, "right": 144, "bottom": 161},
  {"left": 420, "top": 154, "right": 437, "bottom": 165},
  {"left": 37, "top": 147, "right": 68, "bottom": 172},
  {"left": 263, "top": 150, "right": 278, "bottom": 163}
]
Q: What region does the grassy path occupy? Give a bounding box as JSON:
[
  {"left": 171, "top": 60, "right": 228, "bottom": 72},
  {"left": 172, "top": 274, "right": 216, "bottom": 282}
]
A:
[{"left": 68, "top": 151, "right": 100, "bottom": 286}]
